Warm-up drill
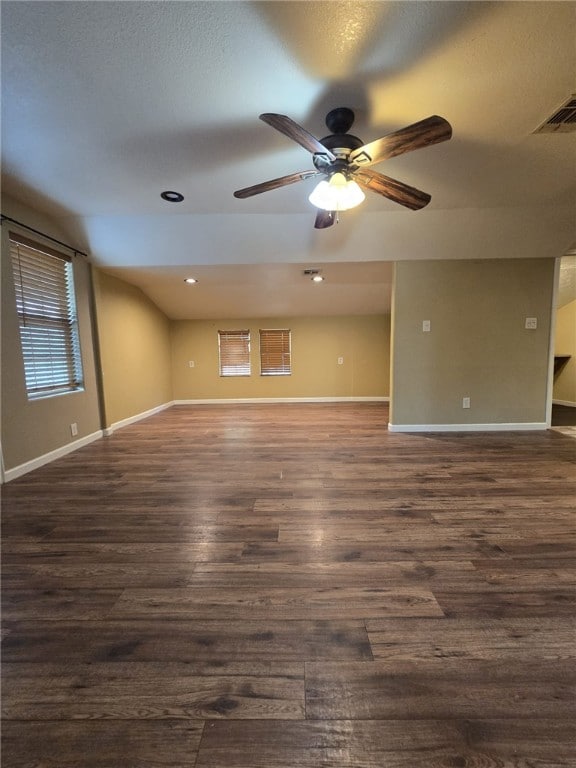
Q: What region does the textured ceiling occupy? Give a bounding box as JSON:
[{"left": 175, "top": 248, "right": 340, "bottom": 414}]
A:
[{"left": 1, "top": 1, "right": 575, "bottom": 319}]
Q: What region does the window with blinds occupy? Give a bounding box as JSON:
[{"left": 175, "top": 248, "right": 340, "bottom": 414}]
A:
[
  {"left": 260, "top": 329, "right": 291, "bottom": 376},
  {"left": 218, "top": 330, "right": 251, "bottom": 376},
  {"left": 10, "top": 235, "right": 84, "bottom": 399}
]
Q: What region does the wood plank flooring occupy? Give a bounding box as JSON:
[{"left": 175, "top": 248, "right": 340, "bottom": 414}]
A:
[{"left": 2, "top": 403, "right": 575, "bottom": 767}]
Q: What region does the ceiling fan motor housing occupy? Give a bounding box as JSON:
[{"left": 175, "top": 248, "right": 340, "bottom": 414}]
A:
[
  {"left": 320, "top": 133, "right": 364, "bottom": 152},
  {"left": 311, "top": 107, "right": 365, "bottom": 175},
  {"left": 313, "top": 133, "right": 364, "bottom": 175}
]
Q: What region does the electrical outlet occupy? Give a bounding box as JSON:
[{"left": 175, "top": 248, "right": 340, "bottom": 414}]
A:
[
  {"left": 422, "top": 320, "right": 431, "bottom": 332},
  {"left": 337, "top": 357, "right": 344, "bottom": 365},
  {"left": 462, "top": 397, "right": 471, "bottom": 409},
  {"left": 70, "top": 422, "right": 78, "bottom": 436},
  {"left": 188, "top": 360, "right": 195, "bottom": 368},
  {"left": 525, "top": 317, "right": 537, "bottom": 330}
]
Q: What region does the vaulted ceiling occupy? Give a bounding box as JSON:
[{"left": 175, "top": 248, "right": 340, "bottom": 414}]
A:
[{"left": 2, "top": 1, "right": 575, "bottom": 318}]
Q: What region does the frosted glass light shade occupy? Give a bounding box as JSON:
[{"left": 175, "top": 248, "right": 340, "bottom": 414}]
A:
[{"left": 308, "top": 172, "right": 365, "bottom": 211}]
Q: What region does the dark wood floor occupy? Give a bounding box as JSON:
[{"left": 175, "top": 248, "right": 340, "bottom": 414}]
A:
[{"left": 2, "top": 403, "right": 575, "bottom": 767}]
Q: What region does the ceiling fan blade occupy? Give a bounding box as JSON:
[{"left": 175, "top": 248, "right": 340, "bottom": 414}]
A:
[
  {"left": 349, "top": 115, "right": 452, "bottom": 167},
  {"left": 354, "top": 168, "right": 431, "bottom": 210},
  {"left": 233, "top": 170, "right": 322, "bottom": 199},
  {"left": 260, "top": 113, "right": 337, "bottom": 161},
  {"left": 314, "top": 210, "right": 335, "bottom": 229}
]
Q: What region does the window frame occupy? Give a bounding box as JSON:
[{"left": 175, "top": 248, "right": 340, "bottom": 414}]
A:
[
  {"left": 9, "top": 233, "right": 84, "bottom": 400},
  {"left": 218, "top": 329, "right": 251, "bottom": 377},
  {"left": 259, "top": 328, "right": 291, "bottom": 376}
]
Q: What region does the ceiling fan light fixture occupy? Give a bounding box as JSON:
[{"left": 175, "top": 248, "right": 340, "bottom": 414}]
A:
[{"left": 308, "top": 172, "right": 365, "bottom": 211}]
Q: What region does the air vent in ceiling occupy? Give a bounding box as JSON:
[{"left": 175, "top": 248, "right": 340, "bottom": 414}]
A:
[{"left": 533, "top": 95, "right": 576, "bottom": 133}]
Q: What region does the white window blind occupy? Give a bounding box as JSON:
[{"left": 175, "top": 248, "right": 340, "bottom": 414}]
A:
[
  {"left": 260, "top": 329, "right": 291, "bottom": 376},
  {"left": 218, "top": 330, "right": 251, "bottom": 376},
  {"left": 10, "top": 235, "right": 84, "bottom": 399}
]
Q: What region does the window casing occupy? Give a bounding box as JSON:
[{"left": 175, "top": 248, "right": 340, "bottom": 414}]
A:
[
  {"left": 10, "top": 235, "right": 84, "bottom": 399},
  {"left": 218, "top": 330, "right": 251, "bottom": 376},
  {"left": 260, "top": 329, "right": 291, "bottom": 376}
]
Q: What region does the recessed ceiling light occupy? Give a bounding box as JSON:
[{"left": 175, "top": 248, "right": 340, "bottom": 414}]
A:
[
  {"left": 312, "top": 275, "right": 324, "bottom": 282},
  {"left": 161, "top": 190, "right": 184, "bottom": 203},
  {"left": 184, "top": 277, "right": 198, "bottom": 284}
]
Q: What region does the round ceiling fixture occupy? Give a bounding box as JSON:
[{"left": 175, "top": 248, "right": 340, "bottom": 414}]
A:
[
  {"left": 184, "top": 277, "right": 198, "bottom": 284},
  {"left": 161, "top": 190, "right": 184, "bottom": 203}
]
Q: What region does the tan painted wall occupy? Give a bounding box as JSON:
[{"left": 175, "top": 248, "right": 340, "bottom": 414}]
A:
[
  {"left": 554, "top": 299, "right": 576, "bottom": 405},
  {"left": 92, "top": 270, "right": 173, "bottom": 427},
  {"left": 171, "top": 315, "right": 390, "bottom": 400},
  {"left": 390, "top": 259, "right": 555, "bottom": 426},
  {"left": 1, "top": 198, "right": 101, "bottom": 471}
]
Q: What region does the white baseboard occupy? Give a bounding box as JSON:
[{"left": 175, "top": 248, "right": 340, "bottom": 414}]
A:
[
  {"left": 553, "top": 399, "right": 576, "bottom": 408},
  {"left": 174, "top": 397, "right": 389, "bottom": 405},
  {"left": 3, "top": 430, "right": 104, "bottom": 483},
  {"left": 3, "top": 401, "right": 176, "bottom": 482},
  {"left": 388, "top": 422, "right": 547, "bottom": 433},
  {"left": 103, "top": 401, "right": 175, "bottom": 436}
]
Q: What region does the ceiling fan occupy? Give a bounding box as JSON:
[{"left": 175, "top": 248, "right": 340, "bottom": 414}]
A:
[{"left": 233, "top": 107, "right": 452, "bottom": 229}]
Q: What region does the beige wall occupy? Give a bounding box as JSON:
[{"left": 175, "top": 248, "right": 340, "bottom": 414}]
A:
[
  {"left": 1, "top": 197, "right": 559, "bottom": 477},
  {"left": 554, "top": 299, "right": 576, "bottom": 405},
  {"left": 92, "top": 270, "right": 173, "bottom": 427},
  {"left": 171, "top": 315, "right": 390, "bottom": 401},
  {"left": 390, "top": 259, "right": 555, "bottom": 427},
  {"left": 1, "top": 198, "right": 101, "bottom": 472}
]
